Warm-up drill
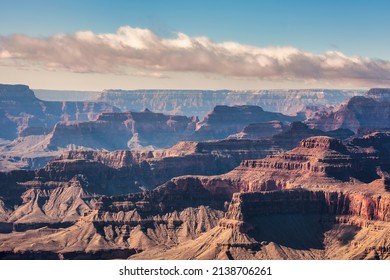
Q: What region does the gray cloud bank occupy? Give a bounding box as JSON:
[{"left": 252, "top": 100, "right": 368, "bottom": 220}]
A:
[{"left": 1, "top": 26, "right": 390, "bottom": 85}]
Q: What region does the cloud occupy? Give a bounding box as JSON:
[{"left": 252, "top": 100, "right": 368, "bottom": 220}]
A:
[{"left": 1, "top": 25, "right": 390, "bottom": 86}]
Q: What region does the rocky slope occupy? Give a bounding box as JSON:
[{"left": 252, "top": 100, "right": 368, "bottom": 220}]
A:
[
  {"left": 96, "top": 89, "right": 363, "bottom": 118},
  {"left": 0, "top": 175, "right": 226, "bottom": 258}
]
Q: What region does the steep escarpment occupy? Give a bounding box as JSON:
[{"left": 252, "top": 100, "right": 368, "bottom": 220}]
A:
[
  {"left": 0, "top": 205, "right": 224, "bottom": 259},
  {"left": 195, "top": 189, "right": 390, "bottom": 260},
  {"left": 133, "top": 183, "right": 390, "bottom": 260},
  {"left": 226, "top": 190, "right": 390, "bottom": 223}
]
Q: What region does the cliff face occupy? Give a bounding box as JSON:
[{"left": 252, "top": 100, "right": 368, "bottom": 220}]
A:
[
  {"left": 226, "top": 190, "right": 390, "bottom": 223},
  {"left": 0, "top": 84, "right": 119, "bottom": 140},
  {"left": 190, "top": 105, "right": 303, "bottom": 141},
  {"left": 0, "top": 168, "right": 226, "bottom": 257}
]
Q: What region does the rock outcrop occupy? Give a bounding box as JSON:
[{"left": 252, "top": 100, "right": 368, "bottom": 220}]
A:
[
  {"left": 48, "top": 110, "right": 197, "bottom": 150},
  {"left": 190, "top": 105, "right": 303, "bottom": 141},
  {"left": 308, "top": 92, "right": 390, "bottom": 133},
  {"left": 228, "top": 121, "right": 286, "bottom": 140}
]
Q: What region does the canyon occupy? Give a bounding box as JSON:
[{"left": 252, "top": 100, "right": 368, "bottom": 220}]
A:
[
  {"left": 1, "top": 84, "right": 390, "bottom": 260},
  {"left": 1, "top": 134, "right": 390, "bottom": 259}
]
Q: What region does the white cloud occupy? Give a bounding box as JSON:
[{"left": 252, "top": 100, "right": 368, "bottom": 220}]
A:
[{"left": 1, "top": 25, "right": 390, "bottom": 86}]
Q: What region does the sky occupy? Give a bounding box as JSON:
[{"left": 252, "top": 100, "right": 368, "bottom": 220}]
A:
[{"left": 1, "top": 0, "right": 390, "bottom": 91}]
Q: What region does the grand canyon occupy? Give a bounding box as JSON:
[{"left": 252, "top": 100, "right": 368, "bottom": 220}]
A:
[{"left": 0, "top": 84, "right": 389, "bottom": 260}]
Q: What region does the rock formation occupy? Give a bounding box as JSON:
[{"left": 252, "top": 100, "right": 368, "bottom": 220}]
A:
[
  {"left": 0, "top": 84, "right": 119, "bottom": 140},
  {"left": 272, "top": 122, "right": 354, "bottom": 149},
  {"left": 308, "top": 90, "right": 390, "bottom": 133},
  {"left": 228, "top": 121, "right": 286, "bottom": 139},
  {"left": 190, "top": 105, "right": 303, "bottom": 141},
  {"left": 48, "top": 110, "right": 197, "bottom": 150}
]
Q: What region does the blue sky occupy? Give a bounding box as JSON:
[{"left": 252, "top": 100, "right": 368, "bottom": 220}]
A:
[{"left": 1, "top": 0, "right": 390, "bottom": 90}]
